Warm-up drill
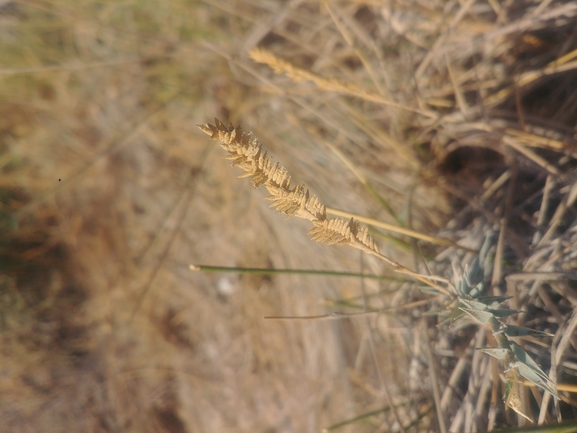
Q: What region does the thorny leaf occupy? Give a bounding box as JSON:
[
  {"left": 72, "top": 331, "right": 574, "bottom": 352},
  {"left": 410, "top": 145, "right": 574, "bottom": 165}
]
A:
[
  {"left": 496, "top": 325, "right": 554, "bottom": 338},
  {"left": 476, "top": 295, "right": 512, "bottom": 308},
  {"left": 509, "top": 342, "right": 558, "bottom": 398},
  {"left": 460, "top": 298, "right": 490, "bottom": 311},
  {"left": 490, "top": 308, "right": 520, "bottom": 318},
  {"left": 458, "top": 297, "right": 518, "bottom": 320},
  {"left": 459, "top": 307, "right": 494, "bottom": 325},
  {"left": 478, "top": 347, "right": 512, "bottom": 360}
]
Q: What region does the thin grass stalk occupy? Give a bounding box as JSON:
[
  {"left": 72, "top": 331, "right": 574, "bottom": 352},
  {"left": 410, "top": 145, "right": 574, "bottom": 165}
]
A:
[{"left": 190, "top": 264, "right": 405, "bottom": 281}]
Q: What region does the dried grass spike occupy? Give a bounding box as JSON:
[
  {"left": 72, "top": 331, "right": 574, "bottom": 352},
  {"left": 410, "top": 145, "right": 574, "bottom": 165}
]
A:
[
  {"left": 309, "top": 218, "right": 351, "bottom": 245},
  {"left": 197, "top": 119, "right": 379, "bottom": 254},
  {"left": 304, "top": 194, "right": 326, "bottom": 221},
  {"left": 197, "top": 122, "right": 217, "bottom": 138},
  {"left": 355, "top": 224, "right": 379, "bottom": 253}
]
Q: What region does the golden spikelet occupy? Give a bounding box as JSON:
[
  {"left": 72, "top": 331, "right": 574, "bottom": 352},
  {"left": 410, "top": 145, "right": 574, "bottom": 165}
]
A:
[{"left": 197, "top": 118, "right": 379, "bottom": 254}]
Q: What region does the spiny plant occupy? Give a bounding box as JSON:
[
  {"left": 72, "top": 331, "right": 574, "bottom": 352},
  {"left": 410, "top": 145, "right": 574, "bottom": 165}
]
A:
[
  {"left": 197, "top": 118, "right": 558, "bottom": 420},
  {"left": 434, "top": 237, "right": 558, "bottom": 421}
]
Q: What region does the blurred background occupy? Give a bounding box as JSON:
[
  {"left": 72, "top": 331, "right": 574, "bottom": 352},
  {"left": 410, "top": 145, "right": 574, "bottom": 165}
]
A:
[{"left": 2, "top": 1, "right": 577, "bottom": 432}]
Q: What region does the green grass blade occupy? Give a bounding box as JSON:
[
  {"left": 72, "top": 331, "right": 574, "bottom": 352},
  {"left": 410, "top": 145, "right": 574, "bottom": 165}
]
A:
[{"left": 190, "top": 265, "right": 406, "bottom": 281}]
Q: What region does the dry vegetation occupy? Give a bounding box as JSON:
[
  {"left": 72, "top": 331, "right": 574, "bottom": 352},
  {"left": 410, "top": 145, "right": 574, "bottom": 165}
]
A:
[{"left": 2, "top": 0, "right": 577, "bottom": 432}]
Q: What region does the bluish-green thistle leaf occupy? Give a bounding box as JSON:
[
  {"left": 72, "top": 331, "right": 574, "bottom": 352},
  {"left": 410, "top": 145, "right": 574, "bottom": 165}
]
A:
[
  {"left": 513, "top": 361, "right": 558, "bottom": 398},
  {"left": 445, "top": 309, "right": 467, "bottom": 326},
  {"left": 510, "top": 342, "right": 547, "bottom": 373},
  {"left": 489, "top": 308, "right": 519, "bottom": 318},
  {"left": 469, "top": 282, "right": 485, "bottom": 299},
  {"left": 459, "top": 307, "right": 494, "bottom": 325},
  {"left": 456, "top": 277, "right": 468, "bottom": 298},
  {"left": 498, "top": 325, "right": 554, "bottom": 338},
  {"left": 466, "top": 261, "right": 484, "bottom": 290},
  {"left": 477, "top": 295, "right": 512, "bottom": 307},
  {"left": 509, "top": 342, "right": 558, "bottom": 398},
  {"left": 459, "top": 298, "right": 489, "bottom": 311},
  {"left": 478, "top": 347, "right": 512, "bottom": 360}
]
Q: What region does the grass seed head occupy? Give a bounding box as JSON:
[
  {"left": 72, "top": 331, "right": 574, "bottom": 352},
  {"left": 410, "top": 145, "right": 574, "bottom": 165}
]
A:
[{"left": 197, "top": 119, "right": 379, "bottom": 254}]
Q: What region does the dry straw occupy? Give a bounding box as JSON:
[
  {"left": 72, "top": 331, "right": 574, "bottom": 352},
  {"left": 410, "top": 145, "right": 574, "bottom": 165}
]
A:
[{"left": 248, "top": 47, "right": 436, "bottom": 119}]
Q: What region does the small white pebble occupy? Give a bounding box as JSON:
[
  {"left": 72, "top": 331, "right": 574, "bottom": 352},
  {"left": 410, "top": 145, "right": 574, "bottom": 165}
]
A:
[{"left": 216, "top": 277, "right": 235, "bottom": 296}]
